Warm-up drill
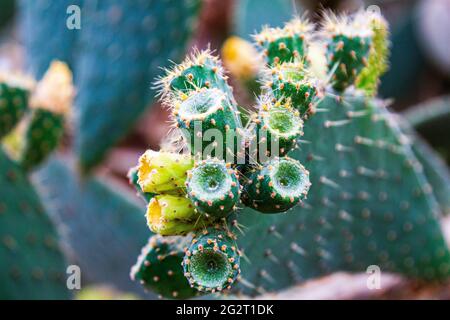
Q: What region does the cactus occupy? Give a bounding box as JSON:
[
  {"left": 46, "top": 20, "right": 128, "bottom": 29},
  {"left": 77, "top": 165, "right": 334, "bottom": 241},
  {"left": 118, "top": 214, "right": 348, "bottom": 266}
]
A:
[
  {"left": 147, "top": 194, "right": 208, "bottom": 236},
  {"left": 186, "top": 159, "right": 240, "bottom": 218},
  {"left": 131, "top": 235, "right": 199, "bottom": 299},
  {"left": 19, "top": 62, "right": 74, "bottom": 170},
  {"left": 126, "top": 10, "right": 450, "bottom": 299},
  {"left": 0, "top": 73, "right": 33, "bottom": 140},
  {"left": 322, "top": 11, "right": 372, "bottom": 92},
  {"left": 182, "top": 226, "right": 241, "bottom": 293}
]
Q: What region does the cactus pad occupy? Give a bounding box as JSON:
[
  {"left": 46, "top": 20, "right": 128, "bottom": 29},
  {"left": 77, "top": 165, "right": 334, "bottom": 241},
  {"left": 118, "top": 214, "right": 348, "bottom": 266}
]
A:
[
  {"left": 186, "top": 159, "right": 240, "bottom": 218},
  {"left": 131, "top": 235, "right": 198, "bottom": 299}
]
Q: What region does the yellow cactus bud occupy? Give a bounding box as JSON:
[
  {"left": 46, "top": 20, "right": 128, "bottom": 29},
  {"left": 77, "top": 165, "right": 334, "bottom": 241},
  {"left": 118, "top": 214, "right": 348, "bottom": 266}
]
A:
[{"left": 221, "top": 36, "right": 262, "bottom": 81}]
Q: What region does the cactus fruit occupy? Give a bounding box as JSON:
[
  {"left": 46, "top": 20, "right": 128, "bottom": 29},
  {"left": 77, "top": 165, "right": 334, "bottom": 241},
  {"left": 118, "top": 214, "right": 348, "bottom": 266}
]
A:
[
  {"left": 131, "top": 235, "right": 199, "bottom": 299},
  {"left": 182, "top": 227, "right": 241, "bottom": 293},
  {"left": 242, "top": 157, "right": 311, "bottom": 213},
  {"left": 0, "top": 148, "right": 69, "bottom": 299},
  {"left": 127, "top": 10, "right": 450, "bottom": 299},
  {"left": 173, "top": 88, "right": 241, "bottom": 160},
  {"left": 322, "top": 11, "right": 372, "bottom": 92},
  {"left": 186, "top": 159, "right": 240, "bottom": 218},
  {"left": 137, "top": 150, "right": 193, "bottom": 195},
  {"left": 0, "top": 73, "right": 33, "bottom": 140},
  {"left": 266, "top": 62, "right": 320, "bottom": 118},
  {"left": 146, "top": 195, "right": 210, "bottom": 236},
  {"left": 252, "top": 102, "right": 303, "bottom": 158},
  {"left": 128, "top": 166, "right": 155, "bottom": 204},
  {"left": 19, "top": 62, "right": 74, "bottom": 170},
  {"left": 254, "top": 18, "right": 313, "bottom": 66}
]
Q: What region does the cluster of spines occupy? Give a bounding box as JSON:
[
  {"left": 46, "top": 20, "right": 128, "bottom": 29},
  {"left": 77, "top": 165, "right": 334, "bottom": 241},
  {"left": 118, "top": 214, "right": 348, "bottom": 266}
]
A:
[
  {"left": 130, "top": 235, "right": 199, "bottom": 299},
  {"left": 182, "top": 226, "right": 241, "bottom": 293},
  {"left": 186, "top": 158, "right": 241, "bottom": 218}
]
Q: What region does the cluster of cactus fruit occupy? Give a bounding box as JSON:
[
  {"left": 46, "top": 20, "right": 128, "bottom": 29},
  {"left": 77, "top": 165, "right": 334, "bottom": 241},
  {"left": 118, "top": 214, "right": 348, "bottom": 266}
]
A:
[
  {"left": 0, "top": 62, "right": 74, "bottom": 299},
  {"left": 129, "top": 9, "right": 450, "bottom": 299}
]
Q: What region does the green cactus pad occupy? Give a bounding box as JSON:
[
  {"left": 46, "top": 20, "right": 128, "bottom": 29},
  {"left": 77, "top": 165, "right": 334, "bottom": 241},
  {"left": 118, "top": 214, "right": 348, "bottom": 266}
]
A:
[
  {"left": 33, "top": 157, "right": 151, "bottom": 297},
  {"left": 234, "top": 94, "right": 450, "bottom": 296},
  {"left": 243, "top": 157, "right": 311, "bottom": 213},
  {"left": 146, "top": 195, "right": 211, "bottom": 236},
  {"left": 0, "top": 80, "right": 29, "bottom": 140},
  {"left": 186, "top": 159, "right": 240, "bottom": 218},
  {"left": 268, "top": 62, "right": 319, "bottom": 118},
  {"left": 0, "top": 148, "right": 69, "bottom": 299},
  {"left": 127, "top": 166, "right": 155, "bottom": 204},
  {"left": 162, "top": 50, "right": 235, "bottom": 102},
  {"left": 175, "top": 88, "right": 242, "bottom": 161},
  {"left": 254, "top": 18, "right": 313, "bottom": 66},
  {"left": 19, "top": 109, "right": 64, "bottom": 171},
  {"left": 131, "top": 235, "right": 199, "bottom": 299},
  {"left": 183, "top": 227, "right": 240, "bottom": 292},
  {"left": 253, "top": 103, "right": 303, "bottom": 159}
]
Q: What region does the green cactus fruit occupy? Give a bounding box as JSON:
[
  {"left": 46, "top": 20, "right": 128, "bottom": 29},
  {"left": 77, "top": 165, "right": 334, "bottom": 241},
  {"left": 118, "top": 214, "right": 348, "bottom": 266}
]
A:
[
  {"left": 20, "top": 109, "right": 64, "bottom": 171},
  {"left": 253, "top": 102, "right": 303, "bottom": 159},
  {"left": 0, "top": 149, "right": 69, "bottom": 299},
  {"left": 127, "top": 166, "right": 155, "bottom": 204},
  {"left": 19, "top": 61, "right": 74, "bottom": 171},
  {"left": 131, "top": 235, "right": 199, "bottom": 299},
  {"left": 173, "top": 88, "right": 242, "bottom": 161},
  {"left": 0, "top": 74, "right": 32, "bottom": 140},
  {"left": 234, "top": 93, "right": 450, "bottom": 296},
  {"left": 254, "top": 18, "right": 313, "bottom": 66},
  {"left": 186, "top": 159, "right": 240, "bottom": 218},
  {"left": 137, "top": 150, "right": 193, "bottom": 195},
  {"left": 243, "top": 157, "right": 311, "bottom": 213},
  {"left": 356, "top": 11, "right": 390, "bottom": 96},
  {"left": 146, "top": 195, "right": 210, "bottom": 236},
  {"left": 19, "top": 0, "right": 82, "bottom": 77},
  {"left": 322, "top": 12, "right": 372, "bottom": 92},
  {"left": 160, "top": 50, "right": 235, "bottom": 103},
  {"left": 266, "top": 62, "right": 320, "bottom": 118},
  {"left": 182, "top": 226, "right": 241, "bottom": 293},
  {"left": 33, "top": 156, "right": 151, "bottom": 297}
]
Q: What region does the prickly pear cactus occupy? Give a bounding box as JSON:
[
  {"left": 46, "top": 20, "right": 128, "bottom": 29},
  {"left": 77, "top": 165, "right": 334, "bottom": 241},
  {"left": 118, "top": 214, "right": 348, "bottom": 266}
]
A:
[
  {"left": 127, "top": 10, "right": 450, "bottom": 299},
  {"left": 0, "top": 149, "right": 70, "bottom": 299}
]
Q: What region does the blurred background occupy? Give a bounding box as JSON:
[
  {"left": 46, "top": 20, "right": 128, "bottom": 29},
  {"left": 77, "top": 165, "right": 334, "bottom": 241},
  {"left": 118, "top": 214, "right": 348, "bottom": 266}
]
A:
[{"left": 0, "top": 0, "right": 449, "bottom": 299}]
